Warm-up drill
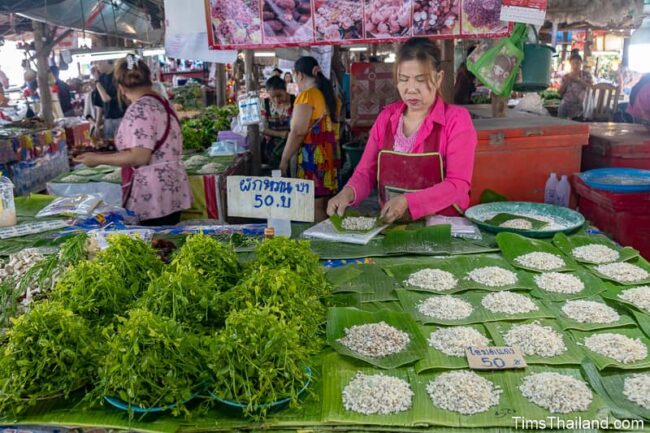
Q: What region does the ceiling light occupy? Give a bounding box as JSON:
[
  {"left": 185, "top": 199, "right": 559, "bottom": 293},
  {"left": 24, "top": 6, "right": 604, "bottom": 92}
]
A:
[
  {"left": 143, "top": 48, "right": 165, "bottom": 57},
  {"left": 349, "top": 47, "right": 368, "bottom": 52},
  {"left": 254, "top": 52, "right": 276, "bottom": 58}
]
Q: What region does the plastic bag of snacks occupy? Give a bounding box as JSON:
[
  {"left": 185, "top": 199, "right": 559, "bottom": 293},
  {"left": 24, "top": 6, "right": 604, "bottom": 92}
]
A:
[
  {"left": 36, "top": 194, "right": 102, "bottom": 218},
  {"left": 468, "top": 24, "right": 527, "bottom": 97}
]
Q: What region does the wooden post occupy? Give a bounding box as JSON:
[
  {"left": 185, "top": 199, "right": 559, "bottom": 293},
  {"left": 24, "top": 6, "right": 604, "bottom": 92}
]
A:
[
  {"left": 32, "top": 21, "right": 53, "bottom": 124},
  {"left": 584, "top": 29, "right": 593, "bottom": 60},
  {"left": 215, "top": 64, "right": 226, "bottom": 106},
  {"left": 440, "top": 40, "right": 455, "bottom": 103},
  {"left": 245, "top": 50, "right": 261, "bottom": 175},
  {"left": 491, "top": 95, "right": 508, "bottom": 118}
]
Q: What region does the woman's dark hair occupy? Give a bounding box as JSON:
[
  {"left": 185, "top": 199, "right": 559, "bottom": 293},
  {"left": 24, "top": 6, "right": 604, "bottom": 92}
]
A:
[
  {"left": 630, "top": 73, "right": 650, "bottom": 107},
  {"left": 265, "top": 75, "right": 287, "bottom": 91},
  {"left": 294, "top": 56, "right": 337, "bottom": 120},
  {"left": 114, "top": 55, "right": 152, "bottom": 89},
  {"left": 395, "top": 38, "right": 442, "bottom": 90},
  {"left": 570, "top": 53, "right": 583, "bottom": 62},
  {"left": 272, "top": 68, "right": 283, "bottom": 75}
]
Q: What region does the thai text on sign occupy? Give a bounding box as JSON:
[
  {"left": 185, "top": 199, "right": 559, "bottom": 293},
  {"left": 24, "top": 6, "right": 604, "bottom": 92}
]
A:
[
  {"left": 466, "top": 346, "right": 527, "bottom": 370},
  {"left": 227, "top": 176, "right": 315, "bottom": 222}
]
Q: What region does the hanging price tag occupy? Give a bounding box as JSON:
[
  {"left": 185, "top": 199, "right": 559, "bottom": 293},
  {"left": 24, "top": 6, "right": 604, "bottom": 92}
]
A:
[
  {"left": 466, "top": 346, "right": 527, "bottom": 370},
  {"left": 500, "top": 0, "right": 548, "bottom": 26},
  {"left": 227, "top": 176, "right": 315, "bottom": 222}
]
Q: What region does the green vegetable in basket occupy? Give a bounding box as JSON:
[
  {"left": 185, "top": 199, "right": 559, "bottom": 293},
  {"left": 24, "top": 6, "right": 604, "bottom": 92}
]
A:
[
  {"left": 206, "top": 306, "right": 313, "bottom": 418},
  {"left": 252, "top": 237, "right": 330, "bottom": 297},
  {"left": 225, "top": 266, "right": 325, "bottom": 349},
  {"left": 53, "top": 260, "right": 133, "bottom": 324},
  {"left": 94, "top": 309, "right": 206, "bottom": 417},
  {"left": 96, "top": 234, "right": 163, "bottom": 294},
  {"left": 0, "top": 301, "right": 96, "bottom": 416},
  {"left": 171, "top": 233, "right": 241, "bottom": 290},
  {"left": 139, "top": 263, "right": 228, "bottom": 327}
]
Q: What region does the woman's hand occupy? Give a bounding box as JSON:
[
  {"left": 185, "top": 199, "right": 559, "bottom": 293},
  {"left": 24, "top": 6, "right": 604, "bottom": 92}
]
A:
[
  {"left": 279, "top": 158, "right": 290, "bottom": 176},
  {"left": 380, "top": 195, "right": 409, "bottom": 224},
  {"left": 73, "top": 152, "right": 102, "bottom": 167},
  {"left": 327, "top": 187, "right": 355, "bottom": 217}
]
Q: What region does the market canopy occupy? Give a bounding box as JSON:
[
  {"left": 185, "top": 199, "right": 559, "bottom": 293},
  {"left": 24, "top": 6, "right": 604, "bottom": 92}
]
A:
[{"left": 0, "top": 0, "right": 162, "bottom": 43}]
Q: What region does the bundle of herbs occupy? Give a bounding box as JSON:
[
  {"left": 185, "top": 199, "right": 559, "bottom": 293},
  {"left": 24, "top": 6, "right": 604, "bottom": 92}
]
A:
[
  {"left": 0, "top": 234, "right": 88, "bottom": 335},
  {"left": 206, "top": 306, "right": 313, "bottom": 417},
  {"left": 95, "top": 235, "right": 163, "bottom": 294},
  {"left": 0, "top": 301, "right": 96, "bottom": 416},
  {"left": 225, "top": 266, "right": 325, "bottom": 350},
  {"left": 171, "top": 233, "right": 241, "bottom": 290},
  {"left": 94, "top": 309, "right": 207, "bottom": 417},
  {"left": 139, "top": 262, "right": 228, "bottom": 328},
  {"left": 251, "top": 237, "right": 330, "bottom": 298},
  {"left": 53, "top": 260, "right": 134, "bottom": 324}
]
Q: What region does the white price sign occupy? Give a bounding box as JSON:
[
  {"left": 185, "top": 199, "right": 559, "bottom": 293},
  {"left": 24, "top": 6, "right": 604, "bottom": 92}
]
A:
[
  {"left": 466, "top": 346, "right": 527, "bottom": 370},
  {"left": 227, "top": 176, "right": 315, "bottom": 222}
]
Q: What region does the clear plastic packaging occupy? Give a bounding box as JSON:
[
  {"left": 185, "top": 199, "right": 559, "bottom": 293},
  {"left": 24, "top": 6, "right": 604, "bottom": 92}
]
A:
[
  {"left": 36, "top": 194, "right": 103, "bottom": 218},
  {"left": 0, "top": 172, "right": 17, "bottom": 228},
  {"left": 267, "top": 170, "right": 292, "bottom": 237}
]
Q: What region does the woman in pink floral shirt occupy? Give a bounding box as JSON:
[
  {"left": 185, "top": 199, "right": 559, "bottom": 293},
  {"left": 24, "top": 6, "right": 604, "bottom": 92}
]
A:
[{"left": 75, "top": 55, "right": 192, "bottom": 225}]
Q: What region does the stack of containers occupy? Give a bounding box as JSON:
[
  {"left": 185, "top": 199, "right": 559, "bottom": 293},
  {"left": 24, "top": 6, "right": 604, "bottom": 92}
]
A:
[{"left": 572, "top": 176, "right": 650, "bottom": 258}]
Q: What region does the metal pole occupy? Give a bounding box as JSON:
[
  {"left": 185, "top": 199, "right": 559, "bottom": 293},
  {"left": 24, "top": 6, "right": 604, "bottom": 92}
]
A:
[
  {"left": 244, "top": 50, "right": 261, "bottom": 175},
  {"left": 216, "top": 64, "right": 226, "bottom": 107}
]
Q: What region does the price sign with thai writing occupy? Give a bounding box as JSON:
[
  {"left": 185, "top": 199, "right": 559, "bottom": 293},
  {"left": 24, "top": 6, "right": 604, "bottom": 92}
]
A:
[
  {"left": 500, "top": 0, "right": 548, "bottom": 26},
  {"left": 466, "top": 346, "right": 527, "bottom": 370},
  {"left": 227, "top": 176, "right": 315, "bottom": 222}
]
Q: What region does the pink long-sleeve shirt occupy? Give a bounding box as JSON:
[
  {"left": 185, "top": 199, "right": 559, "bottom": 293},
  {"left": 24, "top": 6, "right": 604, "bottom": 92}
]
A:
[{"left": 346, "top": 98, "right": 478, "bottom": 220}]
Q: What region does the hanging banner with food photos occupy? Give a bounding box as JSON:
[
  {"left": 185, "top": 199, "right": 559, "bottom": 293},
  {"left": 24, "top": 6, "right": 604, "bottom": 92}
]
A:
[{"left": 205, "top": 0, "right": 512, "bottom": 50}]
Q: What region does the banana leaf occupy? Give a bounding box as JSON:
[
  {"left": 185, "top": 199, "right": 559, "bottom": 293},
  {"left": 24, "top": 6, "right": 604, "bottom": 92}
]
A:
[
  {"left": 544, "top": 297, "right": 637, "bottom": 332},
  {"left": 581, "top": 359, "right": 646, "bottom": 422},
  {"left": 496, "top": 232, "right": 577, "bottom": 272},
  {"left": 582, "top": 363, "right": 650, "bottom": 421},
  {"left": 326, "top": 307, "right": 427, "bottom": 369},
  {"left": 309, "top": 236, "right": 499, "bottom": 260},
  {"left": 321, "top": 352, "right": 420, "bottom": 426},
  {"left": 359, "top": 301, "right": 405, "bottom": 313},
  {"left": 571, "top": 328, "right": 650, "bottom": 370},
  {"left": 601, "top": 283, "right": 650, "bottom": 317},
  {"left": 414, "top": 324, "right": 492, "bottom": 373},
  {"left": 383, "top": 255, "right": 535, "bottom": 294},
  {"left": 395, "top": 289, "right": 554, "bottom": 326},
  {"left": 631, "top": 310, "right": 650, "bottom": 339},
  {"left": 330, "top": 210, "right": 383, "bottom": 233},
  {"left": 15, "top": 194, "right": 55, "bottom": 222},
  {"left": 528, "top": 269, "right": 607, "bottom": 302},
  {"left": 484, "top": 213, "right": 549, "bottom": 230},
  {"left": 553, "top": 233, "right": 639, "bottom": 264},
  {"left": 586, "top": 257, "right": 650, "bottom": 286},
  {"left": 348, "top": 265, "right": 399, "bottom": 302},
  {"left": 326, "top": 264, "right": 372, "bottom": 294},
  {"left": 485, "top": 319, "right": 585, "bottom": 366},
  {"left": 382, "top": 225, "right": 452, "bottom": 255},
  {"left": 411, "top": 369, "right": 516, "bottom": 427},
  {"left": 503, "top": 365, "right": 612, "bottom": 426}
]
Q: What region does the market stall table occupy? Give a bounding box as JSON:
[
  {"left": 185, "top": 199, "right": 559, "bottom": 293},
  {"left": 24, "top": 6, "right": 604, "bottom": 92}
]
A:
[{"left": 45, "top": 153, "right": 251, "bottom": 222}]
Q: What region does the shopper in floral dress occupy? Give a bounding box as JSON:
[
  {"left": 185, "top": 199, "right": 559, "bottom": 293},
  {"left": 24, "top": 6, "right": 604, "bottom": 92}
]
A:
[{"left": 74, "top": 55, "right": 192, "bottom": 225}]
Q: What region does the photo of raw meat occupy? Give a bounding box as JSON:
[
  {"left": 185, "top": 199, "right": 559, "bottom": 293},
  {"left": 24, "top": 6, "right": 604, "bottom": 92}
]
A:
[
  {"left": 413, "top": 0, "right": 460, "bottom": 36},
  {"left": 461, "top": 0, "right": 507, "bottom": 34},
  {"left": 315, "top": 0, "right": 363, "bottom": 41},
  {"left": 209, "top": 0, "right": 262, "bottom": 46},
  {"left": 262, "top": 0, "right": 315, "bottom": 44},
  {"left": 364, "top": 0, "right": 412, "bottom": 39}
]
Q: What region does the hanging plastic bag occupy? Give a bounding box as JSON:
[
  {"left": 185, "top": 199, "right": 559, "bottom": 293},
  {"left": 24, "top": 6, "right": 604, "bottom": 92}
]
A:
[
  {"left": 468, "top": 24, "right": 528, "bottom": 97},
  {"left": 36, "top": 194, "right": 102, "bottom": 218},
  {"left": 238, "top": 93, "right": 262, "bottom": 126}
]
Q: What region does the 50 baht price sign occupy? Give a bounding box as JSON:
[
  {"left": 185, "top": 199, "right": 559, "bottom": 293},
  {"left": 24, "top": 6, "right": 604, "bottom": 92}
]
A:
[{"left": 227, "top": 176, "right": 315, "bottom": 222}]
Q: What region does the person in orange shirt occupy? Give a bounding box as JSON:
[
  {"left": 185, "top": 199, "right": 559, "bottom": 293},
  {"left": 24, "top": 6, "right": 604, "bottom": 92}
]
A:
[{"left": 280, "top": 56, "right": 341, "bottom": 221}]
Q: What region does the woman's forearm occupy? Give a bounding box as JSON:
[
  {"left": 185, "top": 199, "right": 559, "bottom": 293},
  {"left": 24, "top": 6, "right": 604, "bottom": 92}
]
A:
[
  {"left": 93, "top": 150, "right": 149, "bottom": 167},
  {"left": 96, "top": 83, "right": 112, "bottom": 103},
  {"left": 281, "top": 131, "right": 305, "bottom": 161},
  {"left": 265, "top": 129, "right": 288, "bottom": 139}
]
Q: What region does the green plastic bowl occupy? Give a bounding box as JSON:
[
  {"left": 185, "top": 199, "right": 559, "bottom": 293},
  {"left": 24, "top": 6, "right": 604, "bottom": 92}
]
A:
[{"left": 465, "top": 202, "right": 585, "bottom": 238}]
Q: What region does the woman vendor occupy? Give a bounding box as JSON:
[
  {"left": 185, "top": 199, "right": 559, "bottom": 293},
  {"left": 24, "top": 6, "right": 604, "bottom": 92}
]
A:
[
  {"left": 261, "top": 75, "right": 295, "bottom": 169},
  {"left": 327, "top": 37, "right": 477, "bottom": 224},
  {"left": 280, "top": 56, "right": 341, "bottom": 221},
  {"left": 74, "top": 55, "right": 192, "bottom": 226}
]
